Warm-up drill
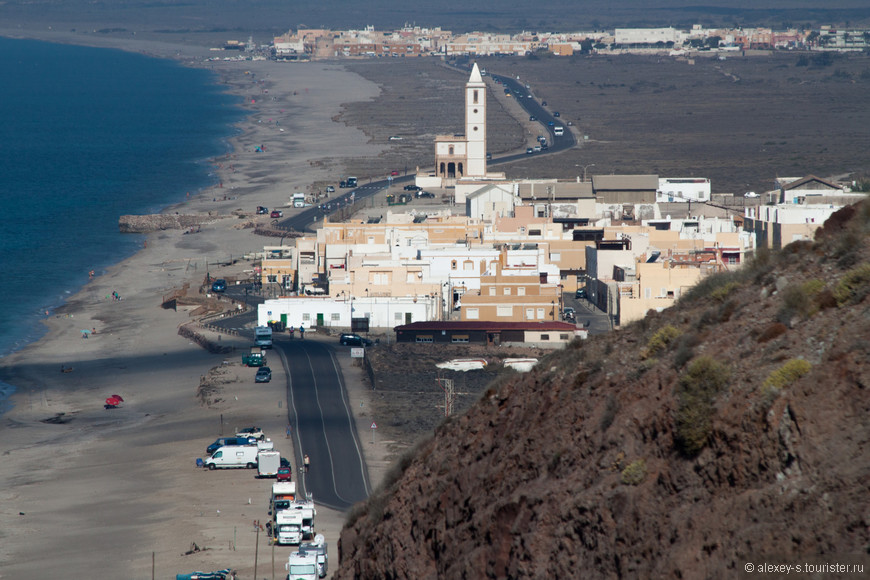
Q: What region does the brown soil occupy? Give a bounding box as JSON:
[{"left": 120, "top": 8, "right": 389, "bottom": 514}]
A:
[{"left": 341, "top": 53, "right": 870, "bottom": 195}]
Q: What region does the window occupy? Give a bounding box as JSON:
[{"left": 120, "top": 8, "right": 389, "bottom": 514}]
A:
[
  {"left": 560, "top": 334, "right": 570, "bottom": 340},
  {"left": 517, "top": 287, "right": 526, "bottom": 296},
  {"left": 550, "top": 253, "right": 561, "bottom": 262},
  {"left": 451, "top": 260, "right": 457, "bottom": 270},
  {"left": 541, "top": 334, "right": 550, "bottom": 341},
  {"left": 367, "top": 236, "right": 375, "bottom": 244},
  {"left": 466, "top": 308, "right": 480, "bottom": 320},
  {"left": 661, "top": 287, "right": 667, "bottom": 298},
  {"left": 489, "top": 286, "right": 496, "bottom": 296},
  {"left": 394, "top": 312, "right": 403, "bottom": 321},
  {"left": 331, "top": 313, "right": 340, "bottom": 321},
  {"left": 416, "top": 336, "right": 433, "bottom": 343},
  {"left": 267, "top": 275, "right": 277, "bottom": 283},
  {"left": 529, "top": 229, "right": 541, "bottom": 236},
  {"left": 526, "top": 308, "right": 534, "bottom": 320},
  {"left": 503, "top": 287, "right": 511, "bottom": 295},
  {"left": 536, "top": 308, "right": 545, "bottom": 319},
  {"left": 473, "top": 89, "right": 479, "bottom": 104},
  {"left": 463, "top": 260, "right": 474, "bottom": 271},
  {"left": 645, "top": 287, "right": 652, "bottom": 299},
  {"left": 497, "top": 305, "right": 513, "bottom": 317},
  {"left": 449, "top": 146, "right": 454, "bottom": 155},
  {"left": 451, "top": 335, "right": 470, "bottom": 343},
  {"left": 302, "top": 313, "right": 311, "bottom": 322}
]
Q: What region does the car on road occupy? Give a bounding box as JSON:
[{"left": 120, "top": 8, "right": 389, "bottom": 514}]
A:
[
  {"left": 529, "top": 115, "right": 537, "bottom": 121},
  {"left": 211, "top": 279, "right": 227, "bottom": 293},
  {"left": 526, "top": 147, "right": 534, "bottom": 154},
  {"left": 391, "top": 170, "right": 400, "bottom": 176},
  {"left": 339, "top": 180, "right": 347, "bottom": 188},
  {"left": 563, "top": 307, "right": 576, "bottom": 322},
  {"left": 255, "top": 367, "right": 272, "bottom": 383},
  {"left": 533, "top": 146, "right": 542, "bottom": 153},
  {"left": 388, "top": 135, "right": 403, "bottom": 141},
  {"left": 553, "top": 111, "right": 560, "bottom": 117},
  {"left": 486, "top": 153, "right": 492, "bottom": 160},
  {"left": 416, "top": 191, "right": 435, "bottom": 198},
  {"left": 256, "top": 206, "right": 268, "bottom": 214},
  {"left": 404, "top": 184, "right": 422, "bottom": 191},
  {"left": 339, "top": 333, "right": 372, "bottom": 346},
  {"left": 236, "top": 427, "right": 265, "bottom": 440},
  {"left": 325, "top": 185, "right": 335, "bottom": 193},
  {"left": 575, "top": 288, "right": 587, "bottom": 299},
  {"left": 547, "top": 121, "right": 555, "bottom": 126},
  {"left": 270, "top": 210, "right": 283, "bottom": 218}
]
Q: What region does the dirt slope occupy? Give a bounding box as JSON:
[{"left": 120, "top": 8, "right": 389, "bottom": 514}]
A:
[{"left": 335, "top": 202, "right": 870, "bottom": 578}]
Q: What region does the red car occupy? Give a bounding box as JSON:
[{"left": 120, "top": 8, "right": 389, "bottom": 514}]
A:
[
  {"left": 390, "top": 170, "right": 399, "bottom": 176},
  {"left": 276, "top": 466, "right": 292, "bottom": 481},
  {"left": 270, "top": 210, "right": 283, "bottom": 218}
]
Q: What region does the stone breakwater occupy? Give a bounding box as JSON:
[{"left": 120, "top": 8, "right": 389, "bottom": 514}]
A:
[{"left": 118, "top": 214, "right": 223, "bottom": 233}]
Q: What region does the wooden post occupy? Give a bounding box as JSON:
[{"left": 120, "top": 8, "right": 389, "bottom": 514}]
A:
[
  {"left": 152, "top": 551, "right": 155, "bottom": 580},
  {"left": 253, "top": 525, "right": 259, "bottom": 579}
]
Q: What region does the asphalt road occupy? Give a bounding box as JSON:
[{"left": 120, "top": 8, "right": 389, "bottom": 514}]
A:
[{"left": 275, "top": 337, "right": 371, "bottom": 511}]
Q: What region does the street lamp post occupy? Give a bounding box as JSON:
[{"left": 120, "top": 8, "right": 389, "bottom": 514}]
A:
[{"left": 583, "top": 163, "right": 595, "bottom": 182}]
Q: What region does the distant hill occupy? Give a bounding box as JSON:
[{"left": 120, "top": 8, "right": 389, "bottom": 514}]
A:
[
  {"left": 2, "top": 0, "right": 869, "bottom": 39},
  {"left": 335, "top": 201, "right": 870, "bottom": 578}
]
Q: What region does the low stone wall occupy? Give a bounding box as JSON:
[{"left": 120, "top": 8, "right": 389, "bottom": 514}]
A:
[{"left": 177, "top": 322, "right": 234, "bottom": 354}]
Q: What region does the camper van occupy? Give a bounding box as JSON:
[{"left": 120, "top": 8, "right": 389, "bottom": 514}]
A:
[
  {"left": 292, "top": 192, "right": 306, "bottom": 208},
  {"left": 204, "top": 445, "right": 259, "bottom": 470},
  {"left": 553, "top": 126, "right": 564, "bottom": 137}
]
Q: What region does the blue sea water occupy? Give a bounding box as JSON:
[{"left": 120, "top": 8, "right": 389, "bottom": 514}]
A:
[{"left": 0, "top": 37, "right": 243, "bottom": 406}]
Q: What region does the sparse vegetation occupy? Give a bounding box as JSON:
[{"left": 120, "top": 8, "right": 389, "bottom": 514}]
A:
[
  {"left": 675, "top": 356, "right": 731, "bottom": 456},
  {"left": 621, "top": 459, "right": 647, "bottom": 486},
  {"left": 643, "top": 324, "right": 681, "bottom": 358},
  {"left": 834, "top": 263, "right": 870, "bottom": 305},
  {"left": 777, "top": 279, "right": 825, "bottom": 323},
  {"left": 757, "top": 322, "right": 788, "bottom": 343},
  {"left": 680, "top": 270, "right": 744, "bottom": 304},
  {"left": 761, "top": 358, "right": 812, "bottom": 405}
]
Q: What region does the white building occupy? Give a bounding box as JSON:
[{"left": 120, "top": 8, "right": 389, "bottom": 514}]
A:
[
  {"left": 657, "top": 177, "right": 711, "bottom": 203},
  {"left": 258, "top": 295, "right": 439, "bottom": 331}
]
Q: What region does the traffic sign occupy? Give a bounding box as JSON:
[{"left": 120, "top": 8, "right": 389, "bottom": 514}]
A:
[{"left": 370, "top": 422, "right": 377, "bottom": 429}]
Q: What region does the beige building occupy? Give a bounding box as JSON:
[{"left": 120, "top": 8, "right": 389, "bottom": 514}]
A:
[{"left": 460, "top": 273, "right": 562, "bottom": 322}]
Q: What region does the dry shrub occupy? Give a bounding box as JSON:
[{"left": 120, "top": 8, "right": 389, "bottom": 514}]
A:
[
  {"left": 757, "top": 322, "right": 788, "bottom": 343},
  {"left": 674, "top": 356, "right": 731, "bottom": 457}
]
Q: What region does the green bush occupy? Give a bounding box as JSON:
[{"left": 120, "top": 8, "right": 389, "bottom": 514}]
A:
[
  {"left": 680, "top": 270, "right": 744, "bottom": 304},
  {"left": 710, "top": 281, "right": 741, "bottom": 302},
  {"left": 621, "top": 459, "right": 647, "bottom": 486},
  {"left": 834, "top": 263, "right": 870, "bottom": 305},
  {"left": 674, "top": 356, "right": 731, "bottom": 456},
  {"left": 762, "top": 359, "right": 812, "bottom": 393},
  {"left": 644, "top": 324, "right": 681, "bottom": 358},
  {"left": 777, "top": 278, "right": 825, "bottom": 322}
]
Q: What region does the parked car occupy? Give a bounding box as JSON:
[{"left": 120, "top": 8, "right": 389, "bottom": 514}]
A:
[
  {"left": 403, "top": 184, "right": 422, "bottom": 191},
  {"left": 256, "top": 206, "right": 269, "bottom": 214},
  {"left": 563, "top": 307, "right": 576, "bottom": 322},
  {"left": 553, "top": 111, "right": 560, "bottom": 117},
  {"left": 529, "top": 115, "right": 537, "bottom": 121},
  {"left": 486, "top": 153, "right": 492, "bottom": 160},
  {"left": 390, "top": 170, "right": 400, "bottom": 176},
  {"left": 339, "top": 334, "right": 371, "bottom": 346},
  {"left": 270, "top": 210, "right": 283, "bottom": 218},
  {"left": 206, "top": 436, "right": 256, "bottom": 455},
  {"left": 744, "top": 191, "right": 760, "bottom": 198},
  {"left": 276, "top": 466, "right": 292, "bottom": 482},
  {"left": 339, "top": 180, "right": 347, "bottom": 188},
  {"left": 533, "top": 146, "right": 542, "bottom": 153},
  {"left": 526, "top": 147, "right": 534, "bottom": 154},
  {"left": 575, "top": 288, "right": 587, "bottom": 299},
  {"left": 255, "top": 367, "right": 272, "bottom": 383},
  {"left": 541, "top": 100, "right": 548, "bottom": 106},
  {"left": 236, "top": 427, "right": 265, "bottom": 440},
  {"left": 325, "top": 185, "right": 335, "bottom": 193},
  {"left": 211, "top": 279, "right": 227, "bottom": 293},
  {"left": 416, "top": 191, "right": 435, "bottom": 199}
]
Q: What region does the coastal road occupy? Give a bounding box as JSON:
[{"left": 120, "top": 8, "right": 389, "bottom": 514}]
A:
[{"left": 275, "top": 337, "right": 371, "bottom": 511}]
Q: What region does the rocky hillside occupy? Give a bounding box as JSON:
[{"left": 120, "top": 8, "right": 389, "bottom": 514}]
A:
[{"left": 336, "top": 202, "right": 870, "bottom": 579}]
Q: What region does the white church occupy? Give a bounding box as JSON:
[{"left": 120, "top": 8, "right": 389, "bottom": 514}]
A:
[{"left": 416, "top": 63, "right": 507, "bottom": 199}]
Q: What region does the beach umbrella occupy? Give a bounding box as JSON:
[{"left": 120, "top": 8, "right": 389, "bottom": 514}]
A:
[
  {"left": 111, "top": 394, "right": 124, "bottom": 402},
  {"left": 80, "top": 329, "right": 91, "bottom": 335},
  {"left": 105, "top": 396, "right": 121, "bottom": 407}
]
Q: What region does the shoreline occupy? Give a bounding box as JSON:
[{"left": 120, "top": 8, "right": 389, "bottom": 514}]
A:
[{"left": 0, "top": 32, "right": 391, "bottom": 578}]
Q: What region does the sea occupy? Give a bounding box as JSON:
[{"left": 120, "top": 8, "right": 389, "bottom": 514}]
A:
[{"left": 0, "top": 36, "right": 244, "bottom": 410}]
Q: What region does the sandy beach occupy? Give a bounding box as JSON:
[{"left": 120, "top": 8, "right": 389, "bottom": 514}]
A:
[{"left": 0, "top": 39, "right": 394, "bottom": 579}]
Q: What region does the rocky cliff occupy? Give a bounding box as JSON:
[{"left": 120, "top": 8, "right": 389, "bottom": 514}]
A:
[
  {"left": 118, "top": 213, "right": 222, "bottom": 233},
  {"left": 336, "top": 202, "right": 870, "bottom": 579}
]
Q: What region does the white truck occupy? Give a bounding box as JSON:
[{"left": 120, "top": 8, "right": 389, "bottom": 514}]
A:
[
  {"left": 285, "top": 548, "right": 320, "bottom": 580},
  {"left": 204, "top": 445, "right": 259, "bottom": 470},
  {"left": 254, "top": 326, "right": 273, "bottom": 348},
  {"left": 257, "top": 450, "right": 281, "bottom": 478},
  {"left": 292, "top": 192, "right": 306, "bottom": 208},
  {"left": 270, "top": 482, "right": 297, "bottom": 515},
  {"left": 275, "top": 509, "right": 304, "bottom": 545},
  {"left": 299, "top": 535, "right": 328, "bottom": 578}
]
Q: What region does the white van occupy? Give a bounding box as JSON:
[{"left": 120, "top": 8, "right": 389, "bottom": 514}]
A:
[
  {"left": 257, "top": 450, "right": 281, "bottom": 478},
  {"left": 554, "top": 126, "right": 564, "bottom": 137},
  {"left": 205, "top": 445, "right": 259, "bottom": 470},
  {"left": 292, "top": 192, "right": 306, "bottom": 208}
]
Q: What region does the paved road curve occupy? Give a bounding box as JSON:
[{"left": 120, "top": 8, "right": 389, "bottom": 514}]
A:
[{"left": 275, "top": 337, "right": 371, "bottom": 511}]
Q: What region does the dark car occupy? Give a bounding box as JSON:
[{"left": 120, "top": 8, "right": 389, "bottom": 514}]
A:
[
  {"left": 339, "top": 333, "right": 371, "bottom": 346},
  {"left": 206, "top": 436, "right": 256, "bottom": 455},
  {"left": 526, "top": 147, "right": 534, "bottom": 154},
  {"left": 403, "top": 184, "right": 422, "bottom": 191},
  {"left": 575, "top": 288, "right": 587, "bottom": 299},
  {"left": 255, "top": 366, "right": 272, "bottom": 383},
  {"left": 211, "top": 279, "right": 227, "bottom": 293},
  {"left": 486, "top": 153, "right": 492, "bottom": 160},
  {"left": 325, "top": 185, "right": 335, "bottom": 193},
  {"left": 339, "top": 180, "right": 347, "bottom": 188},
  {"left": 256, "top": 206, "right": 268, "bottom": 214},
  {"left": 529, "top": 115, "right": 537, "bottom": 121},
  {"left": 416, "top": 191, "right": 435, "bottom": 198},
  {"left": 553, "top": 111, "right": 560, "bottom": 117},
  {"left": 541, "top": 100, "right": 547, "bottom": 106}
]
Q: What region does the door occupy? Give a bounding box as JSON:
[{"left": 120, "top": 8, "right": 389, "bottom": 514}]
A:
[
  {"left": 316, "top": 313, "right": 324, "bottom": 327},
  {"left": 281, "top": 313, "right": 287, "bottom": 326},
  {"left": 405, "top": 312, "right": 412, "bottom": 324}
]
